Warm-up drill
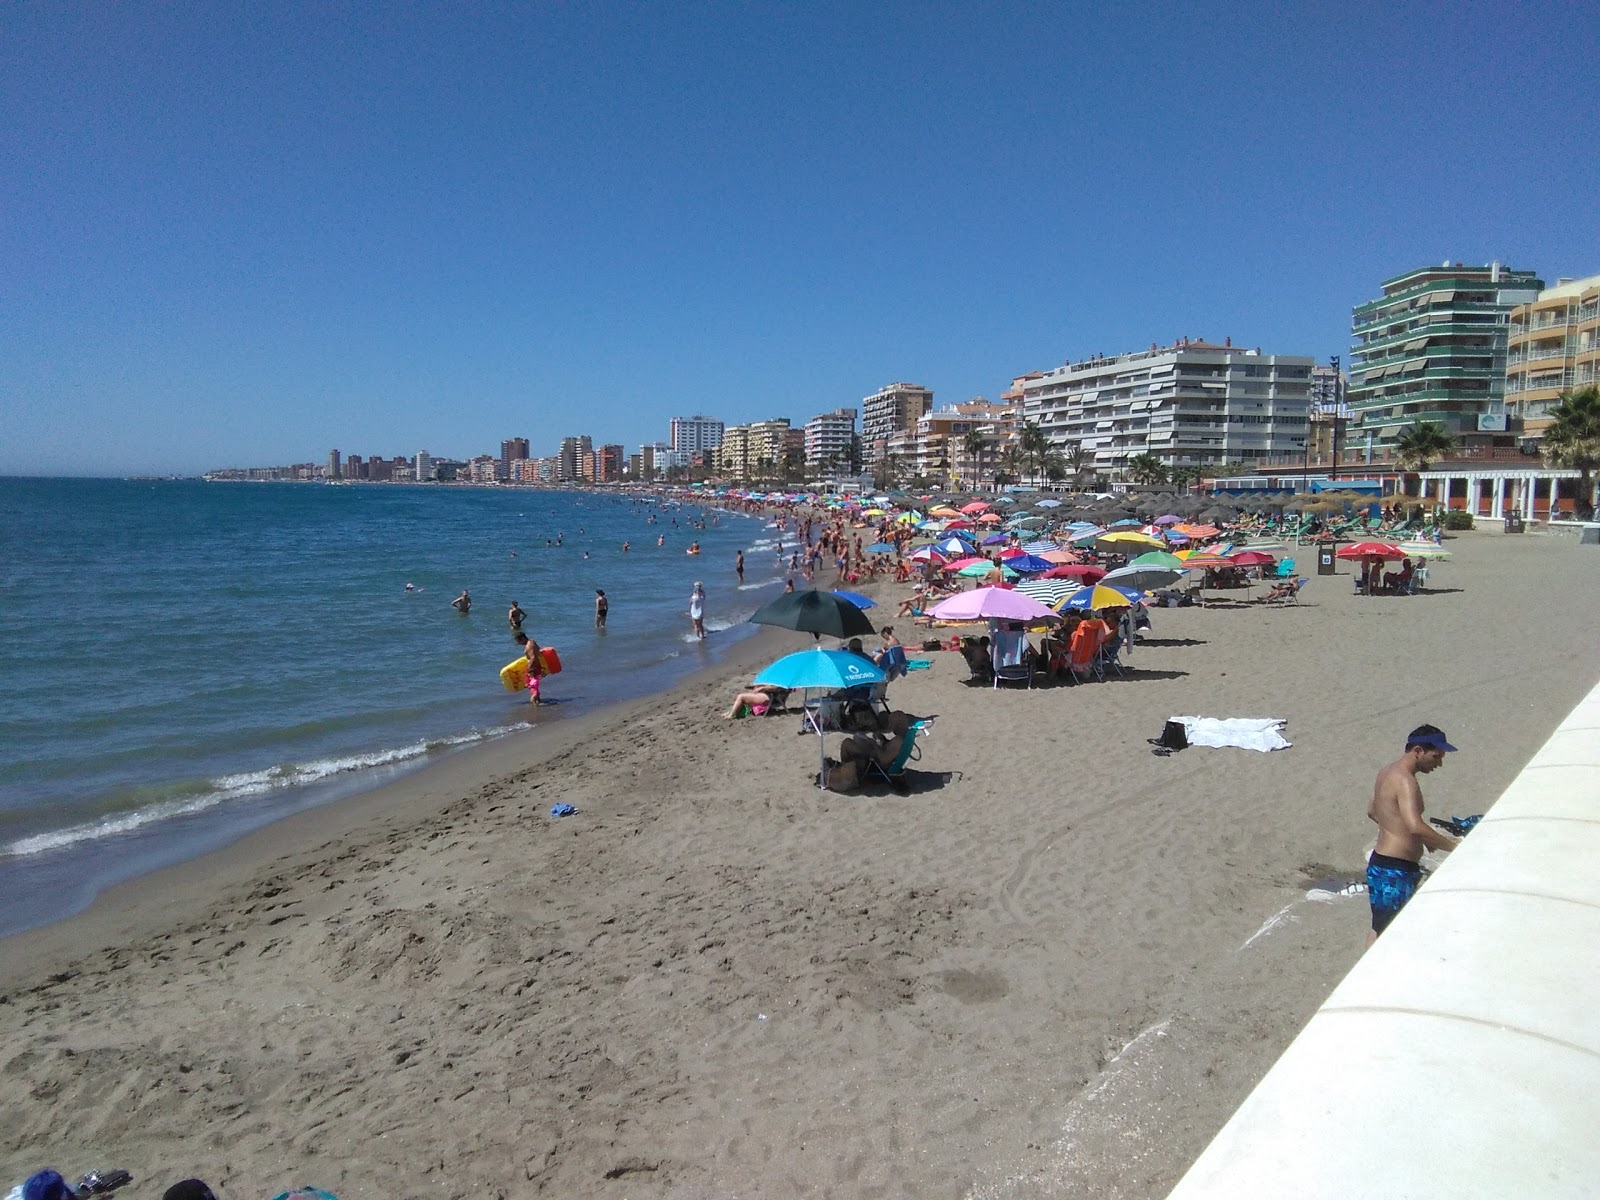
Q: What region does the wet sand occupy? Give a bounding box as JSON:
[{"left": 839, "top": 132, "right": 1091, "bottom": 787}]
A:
[{"left": 3, "top": 531, "right": 1596, "bottom": 1199}]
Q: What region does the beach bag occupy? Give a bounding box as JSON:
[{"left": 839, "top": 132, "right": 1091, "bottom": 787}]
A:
[
  {"left": 1148, "top": 719, "right": 1189, "bottom": 754},
  {"left": 922, "top": 639, "right": 942, "bottom": 651},
  {"left": 843, "top": 700, "right": 878, "bottom": 733}
]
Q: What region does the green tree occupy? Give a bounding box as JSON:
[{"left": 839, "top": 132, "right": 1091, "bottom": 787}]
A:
[
  {"left": 872, "top": 453, "right": 902, "bottom": 492},
  {"left": 1018, "top": 421, "right": 1050, "bottom": 486},
  {"left": 962, "top": 429, "right": 989, "bottom": 490},
  {"left": 1125, "top": 453, "right": 1167, "bottom": 486},
  {"left": 995, "top": 446, "right": 1022, "bottom": 488},
  {"left": 1065, "top": 443, "right": 1095, "bottom": 490},
  {"left": 1542, "top": 384, "right": 1600, "bottom": 518},
  {"left": 1167, "top": 464, "right": 1205, "bottom": 494},
  {"left": 1393, "top": 421, "right": 1456, "bottom": 494},
  {"left": 1042, "top": 452, "right": 1067, "bottom": 487}
]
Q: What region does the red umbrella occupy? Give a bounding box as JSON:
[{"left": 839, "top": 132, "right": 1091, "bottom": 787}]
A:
[
  {"left": 998, "top": 545, "right": 1026, "bottom": 559},
  {"left": 959, "top": 501, "right": 990, "bottom": 514},
  {"left": 1335, "top": 542, "right": 1405, "bottom": 561},
  {"left": 1041, "top": 564, "right": 1106, "bottom": 583},
  {"left": 1230, "top": 550, "right": 1277, "bottom": 567}
]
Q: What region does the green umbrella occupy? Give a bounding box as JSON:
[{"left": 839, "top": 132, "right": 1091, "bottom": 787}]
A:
[{"left": 1130, "top": 550, "right": 1186, "bottom": 569}]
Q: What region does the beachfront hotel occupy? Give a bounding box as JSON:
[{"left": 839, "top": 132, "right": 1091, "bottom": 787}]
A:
[
  {"left": 804, "top": 408, "right": 858, "bottom": 471},
  {"left": 1505, "top": 273, "right": 1600, "bottom": 441},
  {"left": 1348, "top": 262, "right": 1542, "bottom": 453},
  {"left": 1022, "top": 340, "right": 1314, "bottom": 475},
  {"left": 669, "top": 414, "right": 725, "bottom": 457},
  {"left": 861, "top": 382, "right": 934, "bottom": 465}
]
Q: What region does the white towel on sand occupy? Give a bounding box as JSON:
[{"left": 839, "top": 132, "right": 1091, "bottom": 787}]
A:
[{"left": 1173, "top": 716, "right": 1291, "bottom": 752}]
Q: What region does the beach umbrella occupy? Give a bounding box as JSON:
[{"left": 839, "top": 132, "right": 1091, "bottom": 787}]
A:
[
  {"left": 1335, "top": 542, "right": 1406, "bottom": 561},
  {"left": 1230, "top": 551, "right": 1277, "bottom": 567},
  {"left": 861, "top": 508, "right": 886, "bottom": 517},
  {"left": 1021, "top": 540, "right": 1056, "bottom": 553},
  {"left": 959, "top": 501, "right": 990, "bottom": 514},
  {"left": 1096, "top": 530, "right": 1165, "bottom": 552},
  {"left": 1397, "top": 542, "right": 1451, "bottom": 559},
  {"left": 1005, "top": 553, "right": 1053, "bottom": 574},
  {"left": 1131, "top": 551, "right": 1186, "bottom": 569},
  {"left": 1054, "top": 583, "right": 1145, "bottom": 612},
  {"left": 993, "top": 496, "right": 1016, "bottom": 505},
  {"left": 944, "top": 519, "right": 976, "bottom": 531},
  {"left": 748, "top": 589, "right": 876, "bottom": 643},
  {"left": 930, "top": 506, "right": 962, "bottom": 518},
  {"left": 916, "top": 519, "right": 945, "bottom": 531},
  {"left": 933, "top": 535, "right": 976, "bottom": 557},
  {"left": 977, "top": 513, "right": 1004, "bottom": 524},
  {"left": 908, "top": 546, "right": 947, "bottom": 564},
  {"left": 1109, "top": 517, "right": 1142, "bottom": 527},
  {"left": 981, "top": 532, "right": 1010, "bottom": 545},
  {"left": 1042, "top": 563, "right": 1106, "bottom": 583},
  {"left": 944, "top": 555, "right": 990, "bottom": 572},
  {"left": 754, "top": 649, "right": 887, "bottom": 788},
  {"left": 895, "top": 511, "right": 920, "bottom": 524},
  {"left": 927, "top": 586, "right": 1061, "bottom": 625},
  {"left": 1034, "top": 498, "right": 1062, "bottom": 509},
  {"left": 998, "top": 545, "right": 1025, "bottom": 558},
  {"left": 957, "top": 560, "right": 1003, "bottom": 578},
  {"left": 1178, "top": 552, "right": 1233, "bottom": 571},
  {"left": 1016, "top": 578, "right": 1079, "bottom": 607},
  {"left": 866, "top": 541, "right": 896, "bottom": 554},
  {"left": 1153, "top": 514, "right": 1180, "bottom": 525},
  {"left": 832, "top": 589, "right": 877, "bottom": 609},
  {"left": 1103, "top": 564, "right": 1183, "bottom": 591},
  {"left": 1039, "top": 549, "right": 1082, "bottom": 565}
]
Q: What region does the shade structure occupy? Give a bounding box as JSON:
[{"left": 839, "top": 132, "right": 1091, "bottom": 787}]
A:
[
  {"left": 1041, "top": 563, "right": 1106, "bottom": 583},
  {"left": 957, "top": 561, "right": 1002, "bottom": 578},
  {"left": 926, "top": 586, "right": 1061, "bottom": 625},
  {"left": 944, "top": 519, "right": 975, "bottom": 531},
  {"left": 1102, "top": 564, "right": 1184, "bottom": 591},
  {"left": 944, "top": 555, "right": 990, "bottom": 572},
  {"left": 1131, "top": 551, "right": 1186, "bottom": 570},
  {"left": 1178, "top": 552, "right": 1234, "bottom": 571},
  {"left": 932, "top": 535, "right": 976, "bottom": 557},
  {"left": 1154, "top": 514, "right": 1180, "bottom": 525},
  {"left": 1039, "top": 549, "right": 1082, "bottom": 565},
  {"left": 1015, "top": 578, "right": 1080, "bottom": 607},
  {"left": 1055, "top": 583, "right": 1145, "bottom": 612},
  {"left": 959, "top": 501, "right": 990, "bottom": 514},
  {"left": 929, "top": 506, "right": 962, "bottom": 519},
  {"left": 977, "top": 513, "right": 1004, "bottom": 524},
  {"left": 908, "top": 546, "right": 947, "bottom": 564},
  {"left": 754, "top": 649, "right": 887, "bottom": 789},
  {"left": 1096, "top": 530, "right": 1166, "bottom": 551},
  {"left": 981, "top": 532, "right": 1010, "bottom": 545},
  {"left": 866, "top": 541, "right": 896, "bottom": 554},
  {"left": 1230, "top": 550, "right": 1277, "bottom": 567},
  {"left": 1335, "top": 541, "right": 1406, "bottom": 562},
  {"left": 748, "top": 589, "right": 876, "bottom": 642},
  {"left": 831, "top": 589, "right": 876, "bottom": 609},
  {"left": 1397, "top": 542, "right": 1452, "bottom": 559},
  {"left": 1034, "top": 498, "right": 1062, "bottom": 508},
  {"left": 1021, "top": 540, "right": 1057, "bottom": 554},
  {"left": 1005, "top": 553, "right": 1053, "bottom": 574}
]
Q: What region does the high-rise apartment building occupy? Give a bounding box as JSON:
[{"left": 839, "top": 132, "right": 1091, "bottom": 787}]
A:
[
  {"left": 414, "top": 450, "right": 432, "bottom": 482},
  {"left": 1505, "top": 273, "right": 1600, "bottom": 441},
  {"left": 745, "top": 418, "right": 791, "bottom": 475},
  {"left": 717, "top": 426, "right": 751, "bottom": 479},
  {"left": 1022, "top": 340, "right": 1313, "bottom": 474},
  {"left": 670, "top": 415, "right": 724, "bottom": 456},
  {"left": 500, "top": 438, "right": 529, "bottom": 481},
  {"left": 597, "top": 444, "right": 624, "bottom": 482},
  {"left": 804, "top": 408, "right": 857, "bottom": 471},
  {"left": 861, "top": 383, "right": 933, "bottom": 463},
  {"left": 558, "top": 436, "right": 592, "bottom": 482},
  {"left": 1349, "top": 262, "right": 1542, "bottom": 450},
  {"left": 327, "top": 449, "right": 341, "bottom": 480}
]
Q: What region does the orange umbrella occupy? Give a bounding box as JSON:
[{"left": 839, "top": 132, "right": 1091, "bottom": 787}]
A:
[
  {"left": 977, "top": 512, "right": 1003, "bottom": 523},
  {"left": 1040, "top": 549, "right": 1082, "bottom": 564},
  {"left": 959, "top": 501, "right": 990, "bottom": 514}
]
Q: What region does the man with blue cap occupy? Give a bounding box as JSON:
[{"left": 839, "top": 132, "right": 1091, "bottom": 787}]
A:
[{"left": 1365, "top": 724, "right": 1461, "bottom": 944}]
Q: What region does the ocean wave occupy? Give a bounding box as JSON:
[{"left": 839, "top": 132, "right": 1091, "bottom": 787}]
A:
[{"left": 1, "top": 727, "right": 514, "bottom": 859}]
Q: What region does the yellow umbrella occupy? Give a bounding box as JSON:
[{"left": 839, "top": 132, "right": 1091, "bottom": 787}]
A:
[
  {"left": 895, "top": 511, "right": 920, "bottom": 524},
  {"left": 1095, "top": 530, "right": 1165, "bottom": 550},
  {"left": 1053, "top": 583, "right": 1144, "bottom": 612},
  {"left": 861, "top": 508, "right": 886, "bottom": 516}
]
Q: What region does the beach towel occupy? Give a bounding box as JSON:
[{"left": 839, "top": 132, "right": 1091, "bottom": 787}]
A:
[{"left": 1171, "top": 716, "right": 1291, "bottom": 752}]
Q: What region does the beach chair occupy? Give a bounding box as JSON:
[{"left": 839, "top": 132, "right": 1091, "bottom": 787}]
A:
[
  {"left": 1274, "top": 557, "right": 1296, "bottom": 579},
  {"left": 1410, "top": 563, "right": 1428, "bottom": 593},
  {"left": 990, "top": 629, "right": 1034, "bottom": 689},
  {"left": 861, "top": 720, "right": 931, "bottom": 793},
  {"left": 1096, "top": 637, "right": 1128, "bottom": 678}
]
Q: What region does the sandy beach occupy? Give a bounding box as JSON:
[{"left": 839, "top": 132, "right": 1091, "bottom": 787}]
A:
[{"left": 3, "top": 530, "right": 1596, "bottom": 1199}]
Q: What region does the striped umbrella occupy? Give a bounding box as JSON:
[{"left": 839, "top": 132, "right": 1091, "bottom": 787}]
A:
[
  {"left": 1022, "top": 540, "right": 1057, "bottom": 554},
  {"left": 1016, "top": 578, "right": 1079, "bottom": 607}
]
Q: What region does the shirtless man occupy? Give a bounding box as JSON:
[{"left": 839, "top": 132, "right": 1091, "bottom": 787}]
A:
[
  {"left": 1366, "top": 725, "right": 1460, "bottom": 944},
  {"left": 507, "top": 600, "right": 525, "bottom": 632}
]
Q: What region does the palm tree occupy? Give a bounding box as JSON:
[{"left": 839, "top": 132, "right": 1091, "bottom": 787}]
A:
[
  {"left": 1018, "top": 422, "right": 1049, "bottom": 486},
  {"left": 996, "top": 446, "right": 1022, "bottom": 488},
  {"left": 1042, "top": 452, "right": 1067, "bottom": 487},
  {"left": 1065, "top": 443, "right": 1095, "bottom": 490},
  {"left": 1542, "top": 384, "right": 1600, "bottom": 518},
  {"left": 1393, "top": 421, "right": 1455, "bottom": 495},
  {"left": 872, "top": 453, "right": 902, "bottom": 492},
  {"left": 961, "top": 429, "right": 989, "bottom": 491},
  {"left": 1125, "top": 453, "right": 1167, "bottom": 487}
]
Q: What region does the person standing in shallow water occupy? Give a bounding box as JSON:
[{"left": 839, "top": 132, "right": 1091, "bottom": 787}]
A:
[
  {"left": 689, "top": 581, "right": 706, "bottom": 640},
  {"left": 507, "top": 600, "right": 525, "bottom": 632},
  {"left": 451, "top": 589, "right": 471, "bottom": 614},
  {"left": 735, "top": 549, "right": 744, "bottom": 583},
  {"left": 594, "top": 589, "right": 608, "bottom": 630}
]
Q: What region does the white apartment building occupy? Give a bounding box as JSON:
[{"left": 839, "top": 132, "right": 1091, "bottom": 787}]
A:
[
  {"left": 804, "top": 408, "right": 857, "bottom": 469},
  {"left": 1022, "top": 340, "right": 1313, "bottom": 474},
  {"left": 414, "top": 450, "right": 433, "bottom": 482},
  {"left": 861, "top": 383, "right": 933, "bottom": 463},
  {"left": 669, "top": 415, "right": 725, "bottom": 456}
]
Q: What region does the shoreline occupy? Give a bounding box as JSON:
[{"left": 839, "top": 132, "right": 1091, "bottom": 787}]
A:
[{"left": 4, "top": 533, "right": 1595, "bottom": 1198}]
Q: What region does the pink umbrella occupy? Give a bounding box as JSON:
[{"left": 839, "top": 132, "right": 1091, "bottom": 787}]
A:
[
  {"left": 1039, "top": 549, "right": 1081, "bottom": 564},
  {"left": 1154, "top": 514, "right": 1180, "bottom": 525},
  {"left": 926, "top": 586, "right": 1061, "bottom": 624},
  {"left": 944, "top": 519, "right": 975, "bottom": 531},
  {"left": 1230, "top": 550, "right": 1276, "bottom": 567},
  {"left": 943, "top": 556, "right": 990, "bottom": 571},
  {"left": 959, "top": 501, "right": 990, "bottom": 514},
  {"left": 998, "top": 546, "right": 1026, "bottom": 559},
  {"left": 1042, "top": 564, "right": 1106, "bottom": 583}
]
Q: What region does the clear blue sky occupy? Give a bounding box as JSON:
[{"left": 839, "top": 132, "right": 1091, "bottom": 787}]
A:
[{"left": 4, "top": 2, "right": 1596, "bottom": 476}]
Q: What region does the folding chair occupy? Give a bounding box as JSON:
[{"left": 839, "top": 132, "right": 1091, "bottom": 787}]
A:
[
  {"left": 861, "top": 720, "right": 932, "bottom": 793},
  {"left": 990, "top": 629, "right": 1034, "bottom": 689},
  {"left": 1274, "top": 557, "right": 1297, "bottom": 578},
  {"left": 1096, "top": 638, "right": 1128, "bottom": 678}
]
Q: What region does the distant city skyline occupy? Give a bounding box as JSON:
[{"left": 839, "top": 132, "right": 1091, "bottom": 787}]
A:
[{"left": 4, "top": 5, "right": 1597, "bottom": 476}]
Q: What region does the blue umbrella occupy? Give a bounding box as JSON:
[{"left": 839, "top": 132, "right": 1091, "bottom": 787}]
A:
[
  {"left": 933, "top": 535, "right": 976, "bottom": 557},
  {"left": 1056, "top": 583, "right": 1146, "bottom": 611},
  {"left": 981, "top": 532, "right": 1009, "bottom": 545},
  {"left": 1005, "top": 553, "right": 1053, "bottom": 574},
  {"left": 832, "top": 588, "right": 877, "bottom": 609},
  {"left": 755, "top": 650, "right": 887, "bottom": 787},
  {"left": 866, "top": 542, "right": 896, "bottom": 554},
  {"left": 1022, "top": 540, "right": 1056, "bottom": 553}
]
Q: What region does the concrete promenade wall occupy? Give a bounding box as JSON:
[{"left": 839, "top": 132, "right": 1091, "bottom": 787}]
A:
[{"left": 1167, "top": 676, "right": 1600, "bottom": 1199}]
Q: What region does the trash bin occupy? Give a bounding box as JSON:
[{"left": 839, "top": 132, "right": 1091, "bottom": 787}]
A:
[
  {"left": 1504, "top": 515, "right": 1525, "bottom": 534},
  {"left": 1317, "top": 544, "right": 1337, "bottom": 575}
]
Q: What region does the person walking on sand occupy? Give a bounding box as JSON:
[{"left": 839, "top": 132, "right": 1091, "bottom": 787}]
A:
[
  {"left": 594, "top": 588, "right": 608, "bottom": 629},
  {"left": 1365, "top": 725, "right": 1461, "bottom": 945},
  {"left": 507, "top": 600, "right": 525, "bottom": 632},
  {"left": 735, "top": 549, "right": 744, "bottom": 582},
  {"left": 451, "top": 589, "right": 471, "bottom": 614},
  {"left": 689, "top": 581, "right": 706, "bottom": 640}
]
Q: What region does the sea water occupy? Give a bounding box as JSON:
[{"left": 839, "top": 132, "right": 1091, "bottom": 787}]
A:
[{"left": 0, "top": 478, "right": 790, "bottom": 934}]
